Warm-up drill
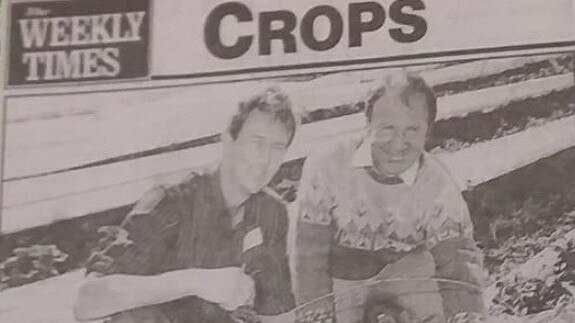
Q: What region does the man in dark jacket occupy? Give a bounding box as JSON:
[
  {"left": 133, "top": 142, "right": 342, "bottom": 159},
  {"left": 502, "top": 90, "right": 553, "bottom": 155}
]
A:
[{"left": 74, "top": 87, "right": 297, "bottom": 323}]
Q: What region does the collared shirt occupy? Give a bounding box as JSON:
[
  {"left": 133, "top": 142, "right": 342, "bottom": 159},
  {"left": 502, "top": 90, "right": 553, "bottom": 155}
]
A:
[
  {"left": 297, "top": 133, "right": 472, "bottom": 256},
  {"left": 86, "top": 165, "right": 295, "bottom": 322}
]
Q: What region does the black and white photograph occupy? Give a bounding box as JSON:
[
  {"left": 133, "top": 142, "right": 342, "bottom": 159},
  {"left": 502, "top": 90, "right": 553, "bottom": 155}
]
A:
[{"left": 0, "top": 0, "right": 574, "bottom": 322}]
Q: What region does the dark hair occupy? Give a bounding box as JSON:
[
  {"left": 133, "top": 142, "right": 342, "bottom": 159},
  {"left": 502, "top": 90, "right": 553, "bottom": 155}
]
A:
[
  {"left": 365, "top": 74, "right": 437, "bottom": 128},
  {"left": 227, "top": 87, "right": 297, "bottom": 145}
]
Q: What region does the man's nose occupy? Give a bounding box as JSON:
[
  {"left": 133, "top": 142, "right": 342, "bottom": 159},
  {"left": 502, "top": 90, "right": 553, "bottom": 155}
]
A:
[{"left": 390, "top": 133, "right": 406, "bottom": 152}]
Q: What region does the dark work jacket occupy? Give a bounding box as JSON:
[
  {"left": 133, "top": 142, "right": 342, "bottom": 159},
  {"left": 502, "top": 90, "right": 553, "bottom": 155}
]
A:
[{"left": 86, "top": 166, "right": 296, "bottom": 323}]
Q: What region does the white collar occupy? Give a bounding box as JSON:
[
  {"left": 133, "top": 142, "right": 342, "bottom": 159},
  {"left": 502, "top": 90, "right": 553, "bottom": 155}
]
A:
[{"left": 351, "top": 134, "right": 420, "bottom": 186}]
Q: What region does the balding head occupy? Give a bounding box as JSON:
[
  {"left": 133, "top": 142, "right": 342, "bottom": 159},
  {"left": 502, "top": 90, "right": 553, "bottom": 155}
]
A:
[{"left": 365, "top": 73, "right": 437, "bottom": 129}]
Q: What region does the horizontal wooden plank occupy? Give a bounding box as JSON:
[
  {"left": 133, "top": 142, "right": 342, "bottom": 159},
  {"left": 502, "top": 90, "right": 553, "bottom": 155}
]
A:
[
  {"left": 436, "top": 73, "right": 574, "bottom": 119},
  {"left": 4, "top": 81, "right": 269, "bottom": 179},
  {"left": 422, "top": 54, "right": 568, "bottom": 86},
  {"left": 2, "top": 115, "right": 573, "bottom": 234},
  {"left": 5, "top": 74, "right": 573, "bottom": 204},
  {"left": 4, "top": 59, "right": 570, "bottom": 179},
  {"left": 438, "top": 116, "right": 575, "bottom": 188},
  {"left": 5, "top": 71, "right": 573, "bottom": 211},
  {"left": 1, "top": 115, "right": 364, "bottom": 229}
]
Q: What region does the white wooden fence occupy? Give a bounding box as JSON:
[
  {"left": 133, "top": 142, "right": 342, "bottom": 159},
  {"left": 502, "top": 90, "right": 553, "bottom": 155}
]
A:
[{"left": 2, "top": 69, "right": 573, "bottom": 234}]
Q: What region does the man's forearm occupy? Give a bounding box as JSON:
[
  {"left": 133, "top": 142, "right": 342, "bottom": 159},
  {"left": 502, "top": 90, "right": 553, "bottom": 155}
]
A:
[
  {"left": 430, "top": 237, "right": 486, "bottom": 319},
  {"left": 74, "top": 267, "right": 248, "bottom": 321},
  {"left": 74, "top": 269, "right": 207, "bottom": 321}
]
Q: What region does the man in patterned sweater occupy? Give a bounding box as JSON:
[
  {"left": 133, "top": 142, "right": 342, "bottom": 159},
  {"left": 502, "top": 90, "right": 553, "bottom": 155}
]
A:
[
  {"left": 291, "top": 73, "right": 486, "bottom": 323},
  {"left": 73, "top": 88, "right": 297, "bottom": 323}
]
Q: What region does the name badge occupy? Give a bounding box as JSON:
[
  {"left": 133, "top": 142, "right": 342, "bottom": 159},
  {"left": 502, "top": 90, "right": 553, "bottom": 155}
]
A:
[{"left": 243, "top": 227, "right": 264, "bottom": 252}]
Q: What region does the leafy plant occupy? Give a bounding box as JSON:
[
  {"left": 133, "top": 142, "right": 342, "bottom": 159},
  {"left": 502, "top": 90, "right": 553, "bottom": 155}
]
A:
[
  {"left": 0, "top": 244, "right": 68, "bottom": 289},
  {"left": 490, "top": 239, "right": 575, "bottom": 317}
]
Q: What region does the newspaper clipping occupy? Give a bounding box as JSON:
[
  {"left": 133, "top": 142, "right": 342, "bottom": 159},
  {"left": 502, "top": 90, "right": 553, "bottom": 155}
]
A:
[{"left": 1, "top": 0, "right": 574, "bottom": 322}]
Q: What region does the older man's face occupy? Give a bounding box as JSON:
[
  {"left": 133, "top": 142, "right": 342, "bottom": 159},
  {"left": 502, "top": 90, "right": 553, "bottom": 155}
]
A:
[{"left": 369, "top": 92, "right": 429, "bottom": 176}]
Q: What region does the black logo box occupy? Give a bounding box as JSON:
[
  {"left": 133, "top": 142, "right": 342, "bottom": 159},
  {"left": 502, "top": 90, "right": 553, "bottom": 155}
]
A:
[{"left": 8, "top": 0, "right": 150, "bottom": 85}]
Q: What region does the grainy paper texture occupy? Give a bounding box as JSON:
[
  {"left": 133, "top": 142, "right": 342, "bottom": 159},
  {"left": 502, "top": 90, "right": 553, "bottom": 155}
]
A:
[{"left": 0, "top": 1, "right": 574, "bottom": 322}]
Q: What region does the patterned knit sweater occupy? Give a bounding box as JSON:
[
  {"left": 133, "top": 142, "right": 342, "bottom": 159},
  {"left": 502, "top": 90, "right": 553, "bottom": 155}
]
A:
[{"left": 292, "top": 134, "right": 485, "bottom": 322}]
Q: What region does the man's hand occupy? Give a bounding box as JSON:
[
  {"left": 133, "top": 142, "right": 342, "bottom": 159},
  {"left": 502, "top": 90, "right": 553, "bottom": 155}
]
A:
[
  {"left": 188, "top": 267, "right": 256, "bottom": 311},
  {"left": 430, "top": 237, "right": 485, "bottom": 287},
  {"left": 430, "top": 237, "right": 487, "bottom": 319},
  {"left": 74, "top": 267, "right": 255, "bottom": 321}
]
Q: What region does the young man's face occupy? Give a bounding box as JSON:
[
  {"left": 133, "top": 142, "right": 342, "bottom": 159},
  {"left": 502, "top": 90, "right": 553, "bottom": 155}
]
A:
[
  {"left": 228, "top": 110, "right": 291, "bottom": 194},
  {"left": 369, "top": 92, "right": 429, "bottom": 176}
]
